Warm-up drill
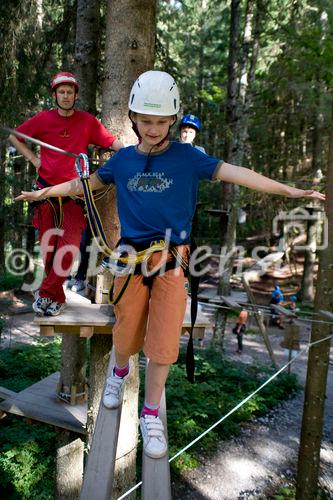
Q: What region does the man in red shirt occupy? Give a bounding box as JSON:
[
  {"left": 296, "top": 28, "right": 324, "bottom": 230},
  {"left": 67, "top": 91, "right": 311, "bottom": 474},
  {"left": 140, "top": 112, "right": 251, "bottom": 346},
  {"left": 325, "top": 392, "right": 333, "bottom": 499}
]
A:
[{"left": 10, "top": 71, "right": 123, "bottom": 316}]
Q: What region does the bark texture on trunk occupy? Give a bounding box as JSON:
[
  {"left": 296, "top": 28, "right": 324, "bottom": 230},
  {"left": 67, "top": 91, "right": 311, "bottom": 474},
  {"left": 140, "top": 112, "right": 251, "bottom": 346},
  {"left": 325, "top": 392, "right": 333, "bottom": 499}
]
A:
[{"left": 296, "top": 98, "right": 333, "bottom": 499}]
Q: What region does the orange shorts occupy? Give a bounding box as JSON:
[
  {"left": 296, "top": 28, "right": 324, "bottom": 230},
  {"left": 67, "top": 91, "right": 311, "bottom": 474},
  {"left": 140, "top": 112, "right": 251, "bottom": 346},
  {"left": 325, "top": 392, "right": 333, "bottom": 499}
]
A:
[{"left": 112, "top": 247, "right": 189, "bottom": 364}]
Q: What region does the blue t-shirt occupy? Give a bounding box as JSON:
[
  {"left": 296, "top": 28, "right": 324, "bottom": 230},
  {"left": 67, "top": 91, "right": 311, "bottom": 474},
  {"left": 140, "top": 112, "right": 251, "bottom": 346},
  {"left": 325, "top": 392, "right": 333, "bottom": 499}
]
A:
[{"left": 96, "top": 142, "right": 222, "bottom": 245}]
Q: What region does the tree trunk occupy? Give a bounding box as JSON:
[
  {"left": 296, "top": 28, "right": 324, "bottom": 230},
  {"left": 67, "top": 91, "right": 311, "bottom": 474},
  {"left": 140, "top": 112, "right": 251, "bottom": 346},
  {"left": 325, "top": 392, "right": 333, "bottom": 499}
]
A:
[
  {"left": 214, "top": 0, "right": 241, "bottom": 347},
  {"left": 57, "top": 0, "right": 102, "bottom": 407},
  {"left": 58, "top": 335, "right": 87, "bottom": 403},
  {"left": 55, "top": 433, "right": 84, "bottom": 500},
  {"left": 75, "top": 0, "right": 100, "bottom": 114},
  {"left": 299, "top": 206, "right": 322, "bottom": 303},
  {"left": 214, "top": 0, "right": 263, "bottom": 347},
  {"left": 296, "top": 97, "right": 333, "bottom": 499},
  {"left": 0, "top": 142, "right": 6, "bottom": 273}
]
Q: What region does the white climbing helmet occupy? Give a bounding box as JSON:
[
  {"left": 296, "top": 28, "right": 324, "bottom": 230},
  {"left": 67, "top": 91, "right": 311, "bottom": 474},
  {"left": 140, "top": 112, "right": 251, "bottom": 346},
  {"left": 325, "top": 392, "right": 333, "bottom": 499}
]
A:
[{"left": 128, "top": 70, "right": 180, "bottom": 116}]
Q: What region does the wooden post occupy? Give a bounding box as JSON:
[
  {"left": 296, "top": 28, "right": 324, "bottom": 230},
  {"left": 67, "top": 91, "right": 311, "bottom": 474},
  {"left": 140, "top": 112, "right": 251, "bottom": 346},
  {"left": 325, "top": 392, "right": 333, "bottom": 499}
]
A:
[
  {"left": 57, "top": 335, "right": 87, "bottom": 404},
  {"left": 242, "top": 275, "right": 277, "bottom": 367},
  {"left": 55, "top": 434, "right": 84, "bottom": 500},
  {"left": 296, "top": 100, "right": 333, "bottom": 498}
]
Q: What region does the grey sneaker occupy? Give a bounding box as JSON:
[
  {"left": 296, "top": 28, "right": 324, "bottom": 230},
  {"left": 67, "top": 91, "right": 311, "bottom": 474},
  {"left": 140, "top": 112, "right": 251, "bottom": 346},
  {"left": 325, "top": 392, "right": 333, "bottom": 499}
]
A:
[
  {"left": 45, "top": 302, "right": 66, "bottom": 316},
  {"left": 140, "top": 415, "right": 167, "bottom": 459},
  {"left": 32, "top": 294, "right": 52, "bottom": 316},
  {"left": 71, "top": 279, "right": 85, "bottom": 293},
  {"left": 103, "top": 369, "right": 129, "bottom": 409}
]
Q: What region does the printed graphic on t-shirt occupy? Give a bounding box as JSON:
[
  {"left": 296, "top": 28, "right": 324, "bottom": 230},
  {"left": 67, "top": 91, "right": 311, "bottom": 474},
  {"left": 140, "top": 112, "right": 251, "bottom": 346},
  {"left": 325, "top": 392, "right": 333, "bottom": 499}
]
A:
[{"left": 127, "top": 172, "right": 173, "bottom": 193}]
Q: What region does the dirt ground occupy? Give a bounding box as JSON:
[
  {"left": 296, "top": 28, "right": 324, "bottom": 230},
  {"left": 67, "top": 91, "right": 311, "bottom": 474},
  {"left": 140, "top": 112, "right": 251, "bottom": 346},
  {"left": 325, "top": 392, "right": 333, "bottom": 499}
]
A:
[
  {"left": 172, "top": 305, "right": 333, "bottom": 499},
  {"left": 1, "top": 292, "right": 333, "bottom": 499}
]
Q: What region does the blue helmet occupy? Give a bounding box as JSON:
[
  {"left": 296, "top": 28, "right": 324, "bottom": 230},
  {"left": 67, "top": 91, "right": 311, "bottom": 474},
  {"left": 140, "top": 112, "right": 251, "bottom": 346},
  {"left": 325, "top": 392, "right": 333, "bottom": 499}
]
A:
[{"left": 179, "top": 114, "right": 201, "bottom": 131}]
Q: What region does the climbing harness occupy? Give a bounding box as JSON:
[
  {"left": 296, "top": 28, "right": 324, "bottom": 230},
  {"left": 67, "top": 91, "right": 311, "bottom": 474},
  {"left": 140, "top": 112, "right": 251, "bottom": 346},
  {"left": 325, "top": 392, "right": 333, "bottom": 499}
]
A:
[{"left": 75, "top": 154, "right": 197, "bottom": 381}]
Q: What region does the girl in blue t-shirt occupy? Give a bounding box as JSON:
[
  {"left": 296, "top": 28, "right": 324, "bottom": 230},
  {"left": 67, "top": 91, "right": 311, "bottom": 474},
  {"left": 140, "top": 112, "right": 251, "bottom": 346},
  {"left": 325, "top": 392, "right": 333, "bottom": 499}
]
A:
[{"left": 15, "top": 70, "right": 325, "bottom": 460}]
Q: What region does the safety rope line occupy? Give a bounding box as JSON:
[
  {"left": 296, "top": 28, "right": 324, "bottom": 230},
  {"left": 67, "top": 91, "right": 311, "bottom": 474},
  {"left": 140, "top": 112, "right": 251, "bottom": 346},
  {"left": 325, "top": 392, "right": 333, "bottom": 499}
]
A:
[
  {"left": 3, "top": 126, "right": 109, "bottom": 163},
  {"left": 3, "top": 126, "right": 324, "bottom": 187},
  {"left": 197, "top": 300, "right": 333, "bottom": 326},
  {"left": 116, "top": 331, "right": 333, "bottom": 500}
]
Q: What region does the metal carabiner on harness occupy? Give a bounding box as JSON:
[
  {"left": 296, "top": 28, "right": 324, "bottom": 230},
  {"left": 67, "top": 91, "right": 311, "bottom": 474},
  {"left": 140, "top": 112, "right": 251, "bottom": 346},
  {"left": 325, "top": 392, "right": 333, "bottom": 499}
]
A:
[{"left": 75, "top": 153, "right": 90, "bottom": 179}]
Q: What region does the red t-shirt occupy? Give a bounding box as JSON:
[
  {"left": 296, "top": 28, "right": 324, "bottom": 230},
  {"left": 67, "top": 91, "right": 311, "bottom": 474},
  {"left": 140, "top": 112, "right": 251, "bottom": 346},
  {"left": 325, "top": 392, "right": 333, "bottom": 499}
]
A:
[{"left": 16, "top": 109, "right": 117, "bottom": 185}]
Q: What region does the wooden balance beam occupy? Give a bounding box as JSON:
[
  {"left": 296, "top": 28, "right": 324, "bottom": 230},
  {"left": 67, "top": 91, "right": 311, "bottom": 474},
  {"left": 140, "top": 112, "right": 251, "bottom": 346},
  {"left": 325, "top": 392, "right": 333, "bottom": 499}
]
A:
[{"left": 80, "top": 355, "right": 171, "bottom": 500}]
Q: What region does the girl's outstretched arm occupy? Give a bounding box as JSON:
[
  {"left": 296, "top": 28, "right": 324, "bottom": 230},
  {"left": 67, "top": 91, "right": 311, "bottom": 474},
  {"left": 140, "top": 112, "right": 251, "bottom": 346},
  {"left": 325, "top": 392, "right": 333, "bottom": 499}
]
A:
[
  {"left": 15, "top": 173, "right": 105, "bottom": 202},
  {"left": 216, "top": 162, "right": 325, "bottom": 201}
]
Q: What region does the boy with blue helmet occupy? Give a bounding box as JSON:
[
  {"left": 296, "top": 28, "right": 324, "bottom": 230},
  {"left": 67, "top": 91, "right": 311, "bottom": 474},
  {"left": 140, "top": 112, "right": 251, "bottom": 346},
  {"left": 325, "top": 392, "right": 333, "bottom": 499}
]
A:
[
  {"left": 16, "top": 70, "right": 325, "bottom": 459},
  {"left": 179, "top": 113, "right": 206, "bottom": 153}
]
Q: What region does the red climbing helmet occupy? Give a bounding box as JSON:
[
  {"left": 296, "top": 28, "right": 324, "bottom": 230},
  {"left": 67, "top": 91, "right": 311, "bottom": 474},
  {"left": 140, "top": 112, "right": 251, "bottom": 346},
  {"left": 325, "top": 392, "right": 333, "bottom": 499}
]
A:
[{"left": 51, "top": 72, "right": 79, "bottom": 92}]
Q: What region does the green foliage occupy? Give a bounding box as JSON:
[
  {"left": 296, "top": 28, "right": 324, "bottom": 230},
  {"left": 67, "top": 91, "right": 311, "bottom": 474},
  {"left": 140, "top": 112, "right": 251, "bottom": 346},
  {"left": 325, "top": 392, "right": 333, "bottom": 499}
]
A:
[
  {"left": 166, "top": 349, "right": 300, "bottom": 472},
  {"left": 0, "top": 272, "right": 23, "bottom": 291},
  {"left": 0, "top": 418, "right": 56, "bottom": 500},
  {"left": 274, "top": 485, "right": 331, "bottom": 499},
  {"left": 0, "top": 340, "right": 61, "bottom": 498},
  {"left": 0, "top": 338, "right": 61, "bottom": 392}
]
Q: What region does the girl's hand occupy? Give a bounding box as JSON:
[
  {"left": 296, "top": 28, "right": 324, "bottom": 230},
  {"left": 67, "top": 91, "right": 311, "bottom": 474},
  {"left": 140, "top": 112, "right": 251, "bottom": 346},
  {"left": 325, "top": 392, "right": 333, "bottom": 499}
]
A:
[
  {"left": 15, "top": 191, "right": 44, "bottom": 202},
  {"left": 288, "top": 188, "right": 325, "bottom": 201}
]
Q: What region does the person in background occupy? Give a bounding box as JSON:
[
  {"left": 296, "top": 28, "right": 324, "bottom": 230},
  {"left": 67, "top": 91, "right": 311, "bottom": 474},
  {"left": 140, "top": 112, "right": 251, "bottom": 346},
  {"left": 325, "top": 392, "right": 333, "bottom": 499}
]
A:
[
  {"left": 270, "top": 284, "right": 285, "bottom": 329},
  {"left": 10, "top": 71, "right": 123, "bottom": 315},
  {"left": 179, "top": 114, "right": 206, "bottom": 153},
  {"left": 232, "top": 309, "right": 249, "bottom": 354},
  {"left": 180, "top": 113, "right": 206, "bottom": 348}
]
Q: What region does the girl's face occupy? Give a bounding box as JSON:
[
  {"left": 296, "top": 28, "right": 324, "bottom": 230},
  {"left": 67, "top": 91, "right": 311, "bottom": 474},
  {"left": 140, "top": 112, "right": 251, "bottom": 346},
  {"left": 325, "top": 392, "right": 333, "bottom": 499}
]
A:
[{"left": 133, "top": 113, "right": 175, "bottom": 152}]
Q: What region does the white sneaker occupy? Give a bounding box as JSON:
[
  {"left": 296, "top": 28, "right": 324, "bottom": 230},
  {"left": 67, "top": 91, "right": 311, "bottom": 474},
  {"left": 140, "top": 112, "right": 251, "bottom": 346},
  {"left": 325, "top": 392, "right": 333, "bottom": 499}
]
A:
[
  {"left": 45, "top": 302, "right": 66, "bottom": 316},
  {"left": 140, "top": 415, "right": 168, "bottom": 459},
  {"left": 103, "top": 369, "right": 129, "bottom": 409}
]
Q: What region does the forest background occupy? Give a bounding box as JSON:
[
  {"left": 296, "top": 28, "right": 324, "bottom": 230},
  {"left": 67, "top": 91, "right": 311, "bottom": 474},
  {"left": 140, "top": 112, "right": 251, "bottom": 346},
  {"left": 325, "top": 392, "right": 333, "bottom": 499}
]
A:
[
  {"left": 0, "top": 1, "right": 332, "bottom": 498},
  {"left": 0, "top": 0, "right": 332, "bottom": 278}
]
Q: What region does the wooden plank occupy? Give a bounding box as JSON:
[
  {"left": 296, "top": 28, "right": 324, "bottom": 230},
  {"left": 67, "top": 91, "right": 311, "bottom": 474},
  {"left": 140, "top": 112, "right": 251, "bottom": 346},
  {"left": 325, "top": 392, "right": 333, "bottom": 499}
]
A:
[
  {"left": 182, "top": 300, "right": 210, "bottom": 328},
  {"left": 0, "top": 386, "right": 17, "bottom": 399},
  {"left": 80, "top": 356, "right": 122, "bottom": 500},
  {"left": 142, "top": 389, "right": 171, "bottom": 500},
  {"left": 34, "top": 303, "right": 115, "bottom": 327},
  {"left": 199, "top": 289, "right": 249, "bottom": 305},
  {"left": 40, "top": 325, "right": 55, "bottom": 336},
  {"left": 0, "top": 373, "right": 86, "bottom": 434},
  {"left": 181, "top": 326, "right": 205, "bottom": 339},
  {"left": 242, "top": 275, "right": 277, "bottom": 367},
  {"left": 319, "top": 310, "right": 333, "bottom": 321},
  {"left": 50, "top": 325, "right": 113, "bottom": 335},
  {"left": 80, "top": 326, "right": 94, "bottom": 338},
  {"left": 220, "top": 295, "right": 242, "bottom": 311},
  {"left": 272, "top": 304, "right": 297, "bottom": 318}
]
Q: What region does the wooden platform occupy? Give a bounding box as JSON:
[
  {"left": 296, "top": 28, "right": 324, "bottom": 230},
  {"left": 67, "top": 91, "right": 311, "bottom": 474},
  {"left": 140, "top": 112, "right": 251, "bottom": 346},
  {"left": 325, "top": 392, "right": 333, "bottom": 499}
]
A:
[
  {"left": 181, "top": 299, "right": 211, "bottom": 339},
  {"left": 0, "top": 372, "right": 86, "bottom": 434},
  {"left": 34, "top": 291, "right": 115, "bottom": 338},
  {"left": 34, "top": 291, "right": 211, "bottom": 340}
]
